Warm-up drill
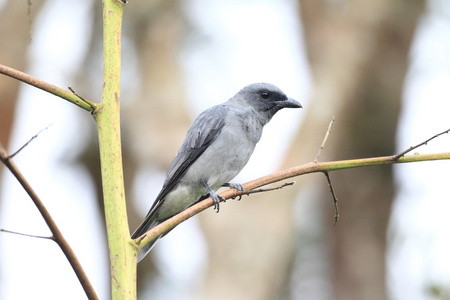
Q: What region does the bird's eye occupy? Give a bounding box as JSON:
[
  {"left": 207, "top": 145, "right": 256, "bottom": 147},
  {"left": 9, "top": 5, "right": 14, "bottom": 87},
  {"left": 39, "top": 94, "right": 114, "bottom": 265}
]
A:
[{"left": 261, "top": 92, "right": 270, "bottom": 99}]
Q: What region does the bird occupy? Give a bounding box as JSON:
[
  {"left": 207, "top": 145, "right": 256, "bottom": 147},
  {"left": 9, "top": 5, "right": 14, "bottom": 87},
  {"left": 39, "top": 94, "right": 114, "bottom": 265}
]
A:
[{"left": 131, "top": 82, "right": 302, "bottom": 262}]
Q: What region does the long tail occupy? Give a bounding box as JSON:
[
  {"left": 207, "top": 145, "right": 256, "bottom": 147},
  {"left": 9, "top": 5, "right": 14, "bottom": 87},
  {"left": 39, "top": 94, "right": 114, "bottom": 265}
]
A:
[
  {"left": 132, "top": 194, "right": 202, "bottom": 262},
  {"left": 136, "top": 235, "right": 161, "bottom": 262},
  {"left": 131, "top": 217, "right": 161, "bottom": 263}
]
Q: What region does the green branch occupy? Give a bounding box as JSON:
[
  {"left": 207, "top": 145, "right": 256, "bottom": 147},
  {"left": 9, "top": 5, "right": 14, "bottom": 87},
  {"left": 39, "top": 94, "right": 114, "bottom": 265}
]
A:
[
  {"left": 0, "top": 64, "right": 97, "bottom": 111},
  {"left": 94, "top": 1, "right": 136, "bottom": 299},
  {"left": 135, "top": 151, "right": 450, "bottom": 250},
  {"left": 1, "top": 0, "right": 135, "bottom": 298}
]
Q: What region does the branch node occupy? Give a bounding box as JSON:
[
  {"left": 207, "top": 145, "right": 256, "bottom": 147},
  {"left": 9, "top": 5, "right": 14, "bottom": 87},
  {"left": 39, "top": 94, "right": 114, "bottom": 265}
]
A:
[{"left": 68, "top": 86, "right": 88, "bottom": 103}]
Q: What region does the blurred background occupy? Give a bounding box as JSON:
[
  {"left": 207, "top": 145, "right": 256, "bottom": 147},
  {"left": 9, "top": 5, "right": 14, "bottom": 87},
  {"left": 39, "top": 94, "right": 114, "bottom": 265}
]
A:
[{"left": 1, "top": 0, "right": 450, "bottom": 299}]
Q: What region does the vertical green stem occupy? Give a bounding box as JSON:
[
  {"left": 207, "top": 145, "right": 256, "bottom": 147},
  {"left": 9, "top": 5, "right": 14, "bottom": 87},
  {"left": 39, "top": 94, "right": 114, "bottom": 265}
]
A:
[{"left": 95, "top": 1, "right": 137, "bottom": 299}]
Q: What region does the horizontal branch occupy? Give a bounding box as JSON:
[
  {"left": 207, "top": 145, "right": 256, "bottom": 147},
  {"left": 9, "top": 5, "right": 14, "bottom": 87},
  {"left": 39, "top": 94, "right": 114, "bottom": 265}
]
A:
[
  {"left": 0, "top": 64, "right": 97, "bottom": 112},
  {"left": 135, "top": 151, "right": 450, "bottom": 250}
]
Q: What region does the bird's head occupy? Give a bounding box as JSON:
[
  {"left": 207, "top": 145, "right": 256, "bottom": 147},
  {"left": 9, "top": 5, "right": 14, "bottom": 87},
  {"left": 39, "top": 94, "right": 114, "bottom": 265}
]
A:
[{"left": 236, "top": 83, "right": 302, "bottom": 121}]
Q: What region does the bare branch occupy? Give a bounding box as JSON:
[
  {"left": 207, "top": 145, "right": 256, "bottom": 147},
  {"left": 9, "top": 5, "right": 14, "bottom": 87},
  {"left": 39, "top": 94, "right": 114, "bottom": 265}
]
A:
[
  {"left": 0, "top": 229, "right": 54, "bottom": 241},
  {"left": 323, "top": 172, "right": 339, "bottom": 225},
  {"left": 393, "top": 128, "right": 450, "bottom": 160},
  {"left": 314, "top": 117, "right": 340, "bottom": 224},
  {"left": 315, "top": 116, "right": 335, "bottom": 162},
  {"left": 231, "top": 181, "right": 295, "bottom": 200},
  {"left": 0, "top": 64, "right": 97, "bottom": 112},
  {"left": 242, "top": 181, "right": 295, "bottom": 195},
  {"left": 9, "top": 124, "right": 52, "bottom": 159},
  {"left": 0, "top": 143, "right": 99, "bottom": 300}
]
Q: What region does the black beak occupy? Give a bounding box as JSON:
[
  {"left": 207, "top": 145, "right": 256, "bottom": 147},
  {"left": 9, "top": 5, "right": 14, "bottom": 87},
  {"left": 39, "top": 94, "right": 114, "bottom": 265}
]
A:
[{"left": 277, "top": 97, "right": 302, "bottom": 109}]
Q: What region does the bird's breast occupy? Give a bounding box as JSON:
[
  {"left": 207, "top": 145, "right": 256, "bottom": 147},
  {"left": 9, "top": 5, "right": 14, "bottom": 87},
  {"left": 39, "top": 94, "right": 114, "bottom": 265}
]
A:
[{"left": 156, "top": 184, "right": 206, "bottom": 220}]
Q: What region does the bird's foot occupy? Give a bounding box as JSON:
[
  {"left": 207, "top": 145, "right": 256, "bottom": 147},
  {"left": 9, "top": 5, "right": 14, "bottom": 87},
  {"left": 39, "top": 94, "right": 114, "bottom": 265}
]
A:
[
  {"left": 222, "top": 182, "right": 244, "bottom": 191},
  {"left": 223, "top": 182, "right": 244, "bottom": 200},
  {"left": 204, "top": 183, "right": 226, "bottom": 213},
  {"left": 211, "top": 190, "right": 226, "bottom": 213}
]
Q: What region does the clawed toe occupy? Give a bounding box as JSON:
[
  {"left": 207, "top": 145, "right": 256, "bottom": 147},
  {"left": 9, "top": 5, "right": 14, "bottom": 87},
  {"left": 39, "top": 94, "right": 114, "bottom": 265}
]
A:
[
  {"left": 204, "top": 182, "right": 226, "bottom": 213},
  {"left": 211, "top": 192, "right": 226, "bottom": 213},
  {"left": 223, "top": 182, "right": 244, "bottom": 191}
]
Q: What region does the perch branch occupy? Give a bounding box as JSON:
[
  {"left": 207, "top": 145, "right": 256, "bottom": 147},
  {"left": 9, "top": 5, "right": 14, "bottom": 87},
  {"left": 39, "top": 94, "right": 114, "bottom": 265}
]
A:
[
  {"left": 136, "top": 150, "right": 450, "bottom": 249},
  {"left": 135, "top": 126, "right": 450, "bottom": 250}
]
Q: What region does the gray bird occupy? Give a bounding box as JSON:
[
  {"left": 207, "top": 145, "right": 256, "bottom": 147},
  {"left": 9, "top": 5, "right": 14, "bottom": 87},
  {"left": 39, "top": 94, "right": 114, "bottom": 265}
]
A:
[{"left": 132, "top": 83, "right": 302, "bottom": 262}]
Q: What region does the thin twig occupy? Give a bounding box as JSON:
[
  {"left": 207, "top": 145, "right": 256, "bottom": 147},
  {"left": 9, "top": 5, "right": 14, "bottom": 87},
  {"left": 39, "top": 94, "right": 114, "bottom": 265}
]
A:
[
  {"left": 392, "top": 128, "right": 450, "bottom": 160},
  {"left": 233, "top": 181, "right": 295, "bottom": 200},
  {"left": 0, "top": 143, "right": 99, "bottom": 300},
  {"left": 315, "top": 116, "right": 335, "bottom": 162},
  {"left": 68, "top": 86, "right": 89, "bottom": 103},
  {"left": 315, "top": 117, "right": 339, "bottom": 224},
  {"left": 324, "top": 172, "right": 339, "bottom": 225},
  {"left": 1, "top": 229, "right": 54, "bottom": 241},
  {"left": 9, "top": 124, "right": 52, "bottom": 159}
]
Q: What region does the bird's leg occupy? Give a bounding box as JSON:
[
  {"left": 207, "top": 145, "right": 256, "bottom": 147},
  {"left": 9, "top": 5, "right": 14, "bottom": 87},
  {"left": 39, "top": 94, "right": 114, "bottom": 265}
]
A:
[
  {"left": 203, "top": 183, "right": 226, "bottom": 213},
  {"left": 222, "top": 182, "right": 244, "bottom": 201},
  {"left": 222, "top": 182, "right": 244, "bottom": 191}
]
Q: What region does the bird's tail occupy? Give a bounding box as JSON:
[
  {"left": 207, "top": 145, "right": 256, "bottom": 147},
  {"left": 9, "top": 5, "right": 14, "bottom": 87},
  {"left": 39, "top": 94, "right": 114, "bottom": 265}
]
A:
[
  {"left": 136, "top": 235, "right": 161, "bottom": 262},
  {"left": 131, "top": 218, "right": 162, "bottom": 263}
]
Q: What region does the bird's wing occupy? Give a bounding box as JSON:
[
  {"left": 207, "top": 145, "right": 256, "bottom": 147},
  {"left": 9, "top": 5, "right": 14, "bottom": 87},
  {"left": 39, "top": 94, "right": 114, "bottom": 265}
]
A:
[
  {"left": 153, "top": 104, "right": 228, "bottom": 209},
  {"left": 132, "top": 104, "right": 229, "bottom": 238}
]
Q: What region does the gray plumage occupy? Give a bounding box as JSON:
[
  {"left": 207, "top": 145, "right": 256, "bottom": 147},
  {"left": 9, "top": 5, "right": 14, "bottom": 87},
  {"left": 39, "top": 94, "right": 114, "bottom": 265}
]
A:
[{"left": 132, "top": 83, "right": 302, "bottom": 262}]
